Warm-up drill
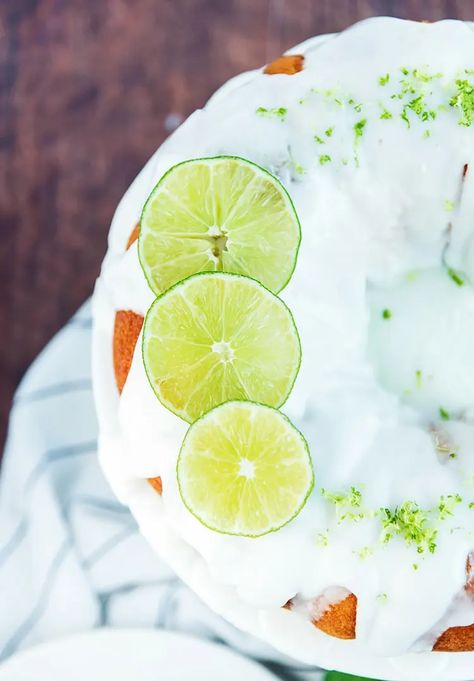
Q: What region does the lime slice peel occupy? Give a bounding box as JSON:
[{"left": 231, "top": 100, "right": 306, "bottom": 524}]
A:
[
  {"left": 142, "top": 272, "right": 302, "bottom": 423},
  {"left": 177, "top": 400, "right": 314, "bottom": 537},
  {"left": 138, "top": 156, "right": 301, "bottom": 296}
]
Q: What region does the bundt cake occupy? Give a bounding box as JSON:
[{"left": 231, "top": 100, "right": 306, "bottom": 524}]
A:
[{"left": 93, "top": 17, "right": 474, "bottom": 679}]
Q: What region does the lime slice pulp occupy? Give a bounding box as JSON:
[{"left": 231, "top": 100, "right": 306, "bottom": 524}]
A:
[
  {"left": 177, "top": 401, "right": 314, "bottom": 536},
  {"left": 138, "top": 156, "right": 301, "bottom": 295},
  {"left": 142, "top": 272, "right": 301, "bottom": 423}
]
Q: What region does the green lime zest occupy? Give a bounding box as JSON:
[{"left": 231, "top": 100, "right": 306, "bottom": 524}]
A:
[
  {"left": 322, "top": 486, "right": 466, "bottom": 556},
  {"left": 321, "top": 486, "right": 366, "bottom": 522},
  {"left": 380, "top": 108, "right": 393, "bottom": 120},
  {"left": 354, "top": 118, "right": 367, "bottom": 141},
  {"left": 448, "top": 268, "right": 465, "bottom": 286},
  {"left": 316, "top": 530, "right": 330, "bottom": 547},
  {"left": 380, "top": 501, "right": 438, "bottom": 554},
  {"left": 353, "top": 546, "right": 374, "bottom": 559},
  {"left": 256, "top": 106, "right": 288, "bottom": 121},
  {"left": 348, "top": 98, "right": 363, "bottom": 112},
  {"left": 292, "top": 161, "right": 306, "bottom": 175},
  {"left": 439, "top": 407, "right": 450, "bottom": 421},
  {"left": 450, "top": 79, "right": 474, "bottom": 127},
  {"left": 438, "top": 494, "right": 462, "bottom": 520}
]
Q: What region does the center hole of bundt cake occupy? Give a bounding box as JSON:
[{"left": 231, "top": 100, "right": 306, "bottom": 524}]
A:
[
  {"left": 211, "top": 340, "right": 234, "bottom": 363},
  {"left": 238, "top": 458, "right": 255, "bottom": 479},
  {"left": 367, "top": 268, "right": 474, "bottom": 416},
  {"left": 207, "top": 225, "right": 229, "bottom": 259}
]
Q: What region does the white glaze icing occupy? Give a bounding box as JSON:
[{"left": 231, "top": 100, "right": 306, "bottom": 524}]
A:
[{"left": 92, "top": 17, "right": 474, "bottom": 678}]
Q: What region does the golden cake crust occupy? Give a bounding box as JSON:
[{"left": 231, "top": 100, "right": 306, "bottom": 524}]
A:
[
  {"left": 284, "top": 591, "right": 357, "bottom": 640},
  {"left": 286, "top": 579, "right": 474, "bottom": 652},
  {"left": 433, "top": 555, "right": 474, "bottom": 651},
  {"left": 113, "top": 310, "right": 144, "bottom": 394},
  {"left": 264, "top": 54, "right": 304, "bottom": 75},
  {"left": 126, "top": 222, "right": 140, "bottom": 250},
  {"left": 113, "top": 225, "right": 163, "bottom": 495},
  {"left": 113, "top": 224, "right": 144, "bottom": 394},
  {"left": 148, "top": 476, "right": 163, "bottom": 495},
  {"left": 313, "top": 593, "right": 357, "bottom": 640},
  {"left": 433, "top": 624, "right": 474, "bottom": 652}
]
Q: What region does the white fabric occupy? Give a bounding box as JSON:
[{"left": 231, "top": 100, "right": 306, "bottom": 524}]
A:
[{"left": 0, "top": 302, "right": 323, "bottom": 680}]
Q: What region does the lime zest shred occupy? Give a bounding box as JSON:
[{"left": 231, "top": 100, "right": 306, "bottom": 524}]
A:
[
  {"left": 354, "top": 546, "right": 374, "bottom": 559},
  {"left": 444, "top": 199, "right": 455, "bottom": 212},
  {"left": 348, "top": 98, "right": 363, "bottom": 112},
  {"left": 380, "top": 501, "right": 438, "bottom": 555},
  {"left": 449, "top": 79, "right": 474, "bottom": 127},
  {"left": 322, "top": 486, "right": 362, "bottom": 507},
  {"left": 415, "top": 369, "right": 422, "bottom": 389},
  {"left": 293, "top": 161, "right": 306, "bottom": 175},
  {"left": 379, "top": 73, "right": 390, "bottom": 86},
  {"left": 321, "top": 486, "right": 366, "bottom": 522},
  {"left": 447, "top": 268, "right": 465, "bottom": 286},
  {"left": 316, "top": 530, "right": 330, "bottom": 547},
  {"left": 439, "top": 407, "right": 450, "bottom": 421},
  {"left": 438, "top": 494, "right": 463, "bottom": 520},
  {"left": 255, "top": 106, "right": 288, "bottom": 121},
  {"left": 401, "top": 107, "right": 411, "bottom": 127},
  {"left": 321, "top": 486, "right": 468, "bottom": 556},
  {"left": 382, "top": 308, "right": 392, "bottom": 319},
  {"left": 380, "top": 108, "right": 393, "bottom": 120},
  {"left": 354, "top": 118, "right": 367, "bottom": 141},
  {"left": 325, "top": 126, "right": 334, "bottom": 137},
  {"left": 319, "top": 154, "right": 332, "bottom": 165}
]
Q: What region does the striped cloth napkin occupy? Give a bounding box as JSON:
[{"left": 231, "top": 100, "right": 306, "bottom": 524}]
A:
[{"left": 0, "top": 302, "right": 325, "bottom": 680}]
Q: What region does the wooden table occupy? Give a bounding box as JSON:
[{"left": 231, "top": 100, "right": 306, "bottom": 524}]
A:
[{"left": 0, "top": 0, "right": 471, "bottom": 451}]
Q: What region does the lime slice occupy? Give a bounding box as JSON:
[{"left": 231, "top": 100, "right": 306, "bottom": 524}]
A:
[
  {"left": 138, "top": 156, "right": 301, "bottom": 295},
  {"left": 177, "top": 401, "right": 314, "bottom": 536},
  {"left": 142, "top": 272, "right": 301, "bottom": 422}
]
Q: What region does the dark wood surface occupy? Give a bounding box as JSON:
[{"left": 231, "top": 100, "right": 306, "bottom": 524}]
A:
[{"left": 0, "top": 0, "right": 471, "bottom": 452}]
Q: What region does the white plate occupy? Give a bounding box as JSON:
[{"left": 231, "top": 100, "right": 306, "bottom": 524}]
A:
[{"left": 0, "top": 628, "right": 280, "bottom": 681}]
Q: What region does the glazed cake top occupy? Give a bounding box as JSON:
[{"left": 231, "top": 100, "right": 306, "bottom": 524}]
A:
[{"left": 94, "top": 16, "right": 474, "bottom": 660}]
